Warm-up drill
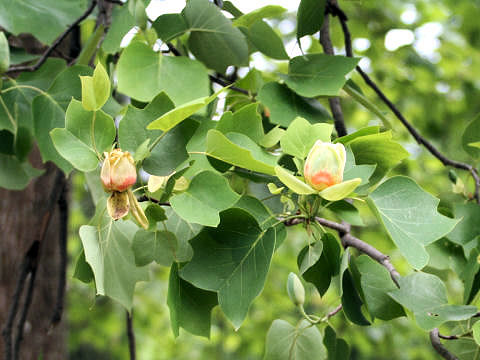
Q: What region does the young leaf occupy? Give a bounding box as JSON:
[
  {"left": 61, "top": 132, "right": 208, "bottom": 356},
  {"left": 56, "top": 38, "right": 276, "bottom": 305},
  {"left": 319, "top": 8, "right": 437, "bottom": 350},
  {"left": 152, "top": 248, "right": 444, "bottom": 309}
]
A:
[
  {"left": 216, "top": 103, "right": 264, "bottom": 143},
  {"left": 369, "top": 176, "right": 459, "bottom": 269},
  {"left": 233, "top": 5, "right": 286, "bottom": 27},
  {"left": 319, "top": 178, "right": 361, "bottom": 201},
  {"left": 180, "top": 208, "right": 276, "bottom": 329},
  {"left": 80, "top": 63, "right": 110, "bottom": 111},
  {"left": 0, "top": 31, "right": 9, "bottom": 73},
  {"left": 280, "top": 117, "right": 333, "bottom": 159},
  {"left": 274, "top": 166, "right": 316, "bottom": 195}
]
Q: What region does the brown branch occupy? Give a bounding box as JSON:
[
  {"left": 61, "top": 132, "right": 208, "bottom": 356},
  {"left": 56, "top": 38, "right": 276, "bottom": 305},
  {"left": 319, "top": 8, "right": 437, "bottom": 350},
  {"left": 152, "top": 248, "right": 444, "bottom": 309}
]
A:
[
  {"left": 126, "top": 311, "right": 136, "bottom": 360},
  {"left": 430, "top": 328, "right": 459, "bottom": 360},
  {"left": 137, "top": 196, "right": 170, "bottom": 206},
  {"left": 319, "top": 12, "right": 348, "bottom": 137},
  {"left": 6, "top": 0, "right": 97, "bottom": 75},
  {"left": 165, "top": 43, "right": 250, "bottom": 96},
  {"left": 283, "top": 216, "right": 400, "bottom": 287},
  {"left": 326, "top": 304, "right": 343, "bottom": 320},
  {"left": 334, "top": 3, "right": 480, "bottom": 203}
]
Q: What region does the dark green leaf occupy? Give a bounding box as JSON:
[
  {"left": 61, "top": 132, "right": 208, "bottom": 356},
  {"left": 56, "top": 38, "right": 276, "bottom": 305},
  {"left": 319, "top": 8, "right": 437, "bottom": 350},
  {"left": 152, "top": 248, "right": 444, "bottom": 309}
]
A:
[
  {"left": 0, "top": 154, "right": 43, "bottom": 190},
  {"left": 152, "top": 14, "right": 188, "bottom": 42},
  {"left": 297, "top": 0, "right": 327, "bottom": 39},
  {"left": 102, "top": 5, "right": 136, "bottom": 54},
  {"left": 245, "top": 20, "right": 288, "bottom": 60}
]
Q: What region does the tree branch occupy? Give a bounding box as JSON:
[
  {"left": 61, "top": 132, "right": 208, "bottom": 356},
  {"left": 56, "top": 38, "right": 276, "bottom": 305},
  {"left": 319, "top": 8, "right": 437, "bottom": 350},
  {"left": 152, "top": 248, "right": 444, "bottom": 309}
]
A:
[
  {"left": 126, "top": 311, "right": 136, "bottom": 360},
  {"left": 430, "top": 328, "right": 459, "bottom": 360},
  {"left": 319, "top": 12, "right": 348, "bottom": 137},
  {"left": 333, "top": 2, "right": 480, "bottom": 203},
  {"left": 6, "top": 0, "right": 97, "bottom": 75}
]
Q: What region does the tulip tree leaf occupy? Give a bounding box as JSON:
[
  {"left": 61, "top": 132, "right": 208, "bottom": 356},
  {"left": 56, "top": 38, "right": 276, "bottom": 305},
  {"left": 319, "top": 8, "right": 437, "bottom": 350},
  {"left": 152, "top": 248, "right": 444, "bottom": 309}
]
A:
[
  {"left": 445, "top": 338, "right": 480, "bottom": 360},
  {"left": 297, "top": 0, "right": 327, "bottom": 39},
  {"left": 184, "top": 0, "right": 249, "bottom": 73},
  {"left": 147, "top": 88, "right": 225, "bottom": 132},
  {"left": 274, "top": 166, "right": 316, "bottom": 195},
  {"left": 205, "top": 130, "right": 278, "bottom": 175},
  {"left": 388, "top": 272, "right": 477, "bottom": 330},
  {"left": 462, "top": 114, "right": 480, "bottom": 159},
  {"left": 102, "top": 5, "right": 136, "bottom": 54},
  {"left": 0, "top": 0, "right": 89, "bottom": 44},
  {"left": 80, "top": 63, "right": 110, "bottom": 111},
  {"left": 345, "top": 131, "right": 409, "bottom": 185},
  {"left": 152, "top": 14, "right": 189, "bottom": 42},
  {"left": 356, "top": 255, "right": 405, "bottom": 320},
  {"left": 281, "top": 54, "right": 359, "bottom": 98},
  {"left": 258, "top": 82, "right": 330, "bottom": 127},
  {"left": 167, "top": 262, "right": 218, "bottom": 338},
  {"left": 264, "top": 319, "right": 327, "bottom": 360},
  {"left": 369, "top": 176, "right": 459, "bottom": 270},
  {"left": 216, "top": 103, "right": 264, "bottom": 143},
  {"left": 243, "top": 20, "right": 289, "bottom": 60},
  {"left": 117, "top": 41, "right": 209, "bottom": 104},
  {"left": 79, "top": 220, "right": 149, "bottom": 310},
  {"left": 280, "top": 117, "right": 333, "bottom": 159},
  {"left": 170, "top": 171, "right": 240, "bottom": 227},
  {"left": 180, "top": 208, "right": 276, "bottom": 329},
  {"left": 448, "top": 203, "right": 480, "bottom": 249},
  {"left": 323, "top": 326, "right": 350, "bottom": 360},
  {"left": 233, "top": 5, "right": 286, "bottom": 27},
  {"left": 0, "top": 154, "right": 44, "bottom": 190},
  {"left": 163, "top": 207, "right": 203, "bottom": 243}
]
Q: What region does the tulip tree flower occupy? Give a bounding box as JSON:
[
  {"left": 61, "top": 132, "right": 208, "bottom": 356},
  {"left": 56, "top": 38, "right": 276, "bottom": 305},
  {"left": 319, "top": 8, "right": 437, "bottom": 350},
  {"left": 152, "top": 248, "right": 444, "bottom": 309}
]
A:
[
  {"left": 101, "top": 148, "right": 148, "bottom": 229},
  {"left": 274, "top": 140, "right": 361, "bottom": 201}
]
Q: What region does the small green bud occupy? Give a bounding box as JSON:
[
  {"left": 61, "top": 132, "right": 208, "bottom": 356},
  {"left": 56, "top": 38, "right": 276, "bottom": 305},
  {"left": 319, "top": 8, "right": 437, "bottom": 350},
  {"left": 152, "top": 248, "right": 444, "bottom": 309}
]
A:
[
  {"left": 287, "top": 272, "right": 305, "bottom": 306},
  {"left": 135, "top": 0, "right": 148, "bottom": 30},
  {"left": 448, "top": 169, "right": 458, "bottom": 184}
]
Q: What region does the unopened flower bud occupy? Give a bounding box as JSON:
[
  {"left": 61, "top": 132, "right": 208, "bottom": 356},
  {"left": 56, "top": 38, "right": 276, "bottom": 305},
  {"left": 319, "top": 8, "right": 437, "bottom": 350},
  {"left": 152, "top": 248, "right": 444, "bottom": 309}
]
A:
[
  {"left": 101, "top": 149, "right": 137, "bottom": 192},
  {"left": 304, "top": 140, "right": 346, "bottom": 191},
  {"left": 287, "top": 272, "right": 305, "bottom": 306}
]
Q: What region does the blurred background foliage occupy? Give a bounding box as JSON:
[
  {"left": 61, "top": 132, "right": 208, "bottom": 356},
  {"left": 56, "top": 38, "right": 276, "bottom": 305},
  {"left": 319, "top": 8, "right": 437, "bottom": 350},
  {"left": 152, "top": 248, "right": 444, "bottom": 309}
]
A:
[{"left": 67, "top": 0, "right": 480, "bottom": 358}]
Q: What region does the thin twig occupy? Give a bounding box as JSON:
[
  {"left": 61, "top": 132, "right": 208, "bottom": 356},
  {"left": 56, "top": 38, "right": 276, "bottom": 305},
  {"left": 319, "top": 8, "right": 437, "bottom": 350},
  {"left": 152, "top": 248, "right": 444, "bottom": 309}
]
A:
[
  {"left": 50, "top": 187, "right": 69, "bottom": 327},
  {"left": 105, "top": 0, "right": 124, "bottom": 4},
  {"left": 430, "top": 328, "right": 459, "bottom": 360},
  {"left": 319, "top": 11, "right": 348, "bottom": 137},
  {"left": 137, "top": 196, "right": 170, "bottom": 206},
  {"left": 325, "top": 304, "right": 343, "bottom": 320},
  {"left": 438, "top": 334, "right": 459, "bottom": 340},
  {"left": 6, "top": 0, "right": 97, "bottom": 75},
  {"left": 334, "top": 3, "right": 480, "bottom": 203},
  {"left": 126, "top": 311, "right": 136, "bottom": 360},
  {"left": 165, "top": 43, "right": 250, "bottom": 95}
]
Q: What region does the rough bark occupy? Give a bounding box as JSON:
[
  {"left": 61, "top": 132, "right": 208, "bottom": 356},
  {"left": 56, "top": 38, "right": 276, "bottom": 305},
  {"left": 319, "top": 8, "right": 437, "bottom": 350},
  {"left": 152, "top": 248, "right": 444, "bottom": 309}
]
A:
[{"left": 0, "top": 148, "right": 67, "bottom": 359}]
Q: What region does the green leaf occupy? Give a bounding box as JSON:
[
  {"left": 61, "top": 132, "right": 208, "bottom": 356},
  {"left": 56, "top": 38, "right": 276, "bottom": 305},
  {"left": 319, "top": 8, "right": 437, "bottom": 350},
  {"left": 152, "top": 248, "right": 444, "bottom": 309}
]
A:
[
  {"left": 342, "top": 269, "right": 371, "bottom": 326},
  {"left": 258, "top": 82, "right": 330, "bottom": 127},
  {"left": 147, "top": 89, "right": 224, "bottom": 132},
  {"left": 298, "top": 241, "right": 323, "bottom": 275},
  {"left": 280, "top": 117, "right": 333, "bottom": 159},
  {"left": 64, "top": 99, "right": 116, "bottom": 154},
  {"left": 50, "top": 128, "right": 99, "bottom": 172},
  {"left": 346, "top": 131, "right": 409, "bottom": 185},
  {"left": 80, "top": 63, "right": 110, "bottom": 111},
  {"left": 473, "top": 322, "right": 480, "bottom": 345},
  {"left": 323, "top": 326, "right": 350, "bottom": 360},
  {"left": 319, "top": 178, "right": 362, "bottom": 201},
  {"left": 445, "top": 338, "right": 480, "bottom": 360},
  {"left": 448, "top": 203, "right": 480, "bottom": 249},
  {"left": 163, "top": 207, "right": 203, "bottom": 244},
  {"left": 462, "top": 246, "right": 480, "bottom": 304},
  {"left": 299, "top": 233, "right": 340, "bottom": 296},
  {"left": 369, "top": 176, "right": 459, "bottom": 269},
  {"left": 233, "top": 5, "right": 286, "bottom": 27},
  {"left": 132, "top": 229, "right": 188, "bottom": 266},
  {"left": 281, "top": 54, "right": 359, "bottom": 97},
  {"left": 462, "top": 114, "right": 480, "bottom": 158},
  {"left": 274, "top": 166, "right": 316, "bottom": 195},
  {"left": 260, "top": 126, "right": 285, "bottom": 148},
  {"left": 263, "top": 319, "right": 327, "bottom": 360},
  {"left": 79, "top": 220, "right": 149, "bottom": 310},
  {"left": 117, "top": 41, "right": 209, "bottom": 104},
  {"left": 216, "top": 103, "right": 264, "bottom": 143},
  {"left": 184, "top": 0, "right": 249, "bottom": 73},
  {"left": 152, "top": 14, "right": 188, "bottom": 42},
  {"left": 297, "top": 0, "right": 327, "bottom": 39},
  {"left": 170, "top": 171, "right": 240, "bottom": 227},
  {"left": 73, "top": 250, "right": 94, "bottom": 284},
  {"left": 0, "top": 31, "right": 9, "bottom": 73},
  {"left": 167, "top": 263, "right": 218, "bottom": 338},
  {"left": 388, "top": 272, "right": 477, "bottom": 330},
  {"left": 0, "top": 154, "right": 43, "bottom": 190},
  {"left": 102, "top": 5, "right": 136, "bottom": 54},
  {"left": 328, "top": 201, "right": 364, "bottom": 226},
  {"left": 356, "top": 255, "right": 404, "bottom": 320},
  {"left": 180, "top": 208, "right": 276, "bottom": 329},
  {"left": 205, "top": 130, "right": 278, "bottom": 175},
  {"left": 244, "top": 20, "right": 288, "bottom": 60},
  {"left": 0, "top": 0, "right": 89, "bottom": 44}
]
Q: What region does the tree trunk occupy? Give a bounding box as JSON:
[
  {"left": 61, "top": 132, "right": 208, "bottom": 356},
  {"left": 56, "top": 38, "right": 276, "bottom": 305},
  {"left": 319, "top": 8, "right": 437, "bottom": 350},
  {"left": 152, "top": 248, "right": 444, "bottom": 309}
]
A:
[{"left": 0, "top": 148, "right": 67, "bottom": 359}]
